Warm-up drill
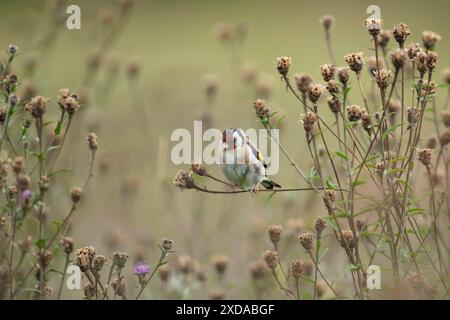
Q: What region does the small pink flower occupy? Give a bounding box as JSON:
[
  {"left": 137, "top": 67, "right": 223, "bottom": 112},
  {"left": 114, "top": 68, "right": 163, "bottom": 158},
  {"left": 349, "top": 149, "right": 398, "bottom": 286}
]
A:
[
  {"left": 22, "top": 189, "right": 32, "bottom": 201},
  {"left": 134, "top": 261, "right": 150, "bottom": 275}
]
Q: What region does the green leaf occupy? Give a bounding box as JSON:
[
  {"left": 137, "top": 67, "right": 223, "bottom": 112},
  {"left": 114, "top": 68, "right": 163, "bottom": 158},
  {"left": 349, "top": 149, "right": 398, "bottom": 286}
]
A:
[
  {"left": 334, "top": 151, "right": 348, "bottom": 161},
  {"left": 323, "top": 216, "right": 339, "bottom": 231},
  {"left": 326, "top": 180, "right": 338, "bottom": 190},
  {"left": 46, "top": 145, "right": 60, "bottom": 153},
  {"left": 335, "top": 210, "right": 351, "bottom": 218},
  {"left": 382, "top": 123, "right": 403, "bottom": 140},
  {"left": 351, "top": 179, "right": 366, "bottom": 188},
  {"left": 35, "top": 239, "right": 47, "bottom": 249},
  {"left": 407, "top": 207, "right": 425, "bottom": 216},
  {"left": 359, "top": 231, "right": 380, "bottom": 238}
]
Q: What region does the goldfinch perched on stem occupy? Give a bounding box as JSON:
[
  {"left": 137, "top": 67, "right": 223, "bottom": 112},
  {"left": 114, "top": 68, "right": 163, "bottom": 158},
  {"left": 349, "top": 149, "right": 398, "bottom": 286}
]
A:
[{"left": 219, "top": 128, "right": 281, "bottom": 192}]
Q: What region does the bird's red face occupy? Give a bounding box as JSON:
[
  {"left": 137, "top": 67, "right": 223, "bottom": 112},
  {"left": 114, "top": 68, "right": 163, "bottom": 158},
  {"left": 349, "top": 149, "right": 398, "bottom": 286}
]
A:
[{"left": 222, "top": 129, "right": 237, "bottom": 150}]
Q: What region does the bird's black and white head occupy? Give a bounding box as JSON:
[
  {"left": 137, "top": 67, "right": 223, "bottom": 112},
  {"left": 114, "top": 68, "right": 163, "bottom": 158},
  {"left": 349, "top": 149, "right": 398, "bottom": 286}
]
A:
[{"left": 222, "top": 128, "right": 245, "bottom": 151}]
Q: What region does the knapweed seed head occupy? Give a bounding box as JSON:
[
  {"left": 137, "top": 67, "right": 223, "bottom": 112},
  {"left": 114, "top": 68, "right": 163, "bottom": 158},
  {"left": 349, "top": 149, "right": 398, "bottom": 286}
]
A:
[
  {"left": 320, "top": 64, "right": 335, "bottom": 82},
  {"left": 12, "top": 156, "right": 25, "bottom": 175},
  {"left": 327, "top": 97, "right": 341, "bottom": 114},
  {"left": 18, "top": 236, "right": 32, "bottom": 254},
  {"left": 84, "top": 283, "right": 95, "bottom": 300},
  {"left": 268, "top": 225, "right": 283, "bottom": 248},
  {"left": 365, "top": 18, "right": 383, "bottom": 36},
  {"left": 173, "top": 170, "right": 196, "bottom": 190},
  {"left": 366, "top": 56, "right": 385, "bottom": 77},
  {"left": 70, "top": 186, "right": 83, "bottom": 204},
  {"left": 86, "top": 133, "right": 98, "bottom": 151},
  {"left": 39, "top": 175, "right": 50, "bottom": 193},
  {"left": 158, "top": 265, "right": 171, "bottom": 282},
  {"left": 441, "top": 111, "right": 450, "bottom": 127},
  {"left": 426, "top": 136, "right": 438, "bottom": 149},
  {"left": 326, "top": 189, "right": 337, "bottom": 202},
  {"left": 74, "top": 246, "right": 96, "bottom": 272},
  {"left": 308, "top": 84, "right": 322, "bottom": 104},
  {"left": 345, "top": 52, "right": 364, "bottom": 73},
  {"left": 441, "top": 129, "right": 450, "bottom": 146},
  {"left": 93, "top": 255, "right": 108, "bottom": 273},
  {"left": 338, "top": 230, "right": 355, "bottom": 249},
  {"left": 421, "top": 31, "right": 442, "bottom": 50},
  {"left": 60, "top": 237, "right": 74, "bottom": 254},
  {"left": 191, "top": 162, "right": 207, "bottom": 176},
  {"left": 276, "top": 56, "right": 292, "bottom": 76},
  {"left": 57, "top": 89, "right": 80, "bottom": 115},
  {"left": 415, "top": 49, "right": 428, "bottom": 76},
  {"left": 377, "top": 30, "right": 390, "bottom": 48},
  {"left": 320, "top": 15, "right": 334, "bottom": 30},
  {"left": 316, "top": 281, "right": 327, "bottom": 299},
  {"left": 16, "top": 175, "right": 30, "bottom": 191},
  {"left": 8, "top": 44, "right": 18, "bottom": 55},
  {"left": 291, "top": 259, "right": 305, "bottom": 279},
  {"left": 253, "top": 98, "right": 270, "bottom": 119},
  {"left": 407, "top": 106, "right": 420, "bottom": 126},
  {"left": 25, "top": 96, "right": 49, "bottom": 118},
  {"left": 294, "top": 74, "right": 313, "bottom": 93},
  {"left": 162, "top": 239, "right": 174, "bottom": 251},
  {"left": 303, "top": 112, "right": 318, "bottom": 132},
  {"left": 361, "top": 112, "right": 373, "bottom": 132},
  {"left": 112, "top": 251, "right": 129, "bottom": 269},
  {"left": 213, "top": 255, "right": 229, "bottom": 276},
  {"left": 418, "top": 148, "right": 432, "bottom": 167},
  {"left": 134, "top": 261, "right": 150, "bottom": 275},
  {"left": 177, "top": 254, "right": 193, "bottom": 274},
  {"left": 325, "top": 80, "right": 339, "bottom": 95},
  {"left": 376, "top": 69, "right": 392, "bottom": 89},
  {"left": 263, "top": 250, "right": 278, "bottom": 270},
  {"left": 392, "top": 23, "right": 410, "bottom": 45},
  {"left": 336, "top": 67, "right": 350, "bottom": 85},
  {"left": 426, "top": 51, "right": 438, "bottom": 71},
  {"left": 111, "top": 276, "right": 127, "bottom": 298},
  {"left": 421, "top": 80, "right": 437, "bottom": 97},
  {"left": 298, "top": 232, "right": 314, "bottom": 252},
  {"left": 249, "top": 260, "right": 267, "bottom": 280},
  {"left": 346, "top": 105, "right": 363, "bottom": 122},
  {"left": 9, "top": 93, "right": 20, "bottom": 106},
  {"left": 390, "top": 49, "right": 407, "bottom": 69},
  {"left": 314, "top": 218, "right": 327, "bottom": 238},
  {"left": 407, "top": 43, "right": 421, "bottom": 60}
]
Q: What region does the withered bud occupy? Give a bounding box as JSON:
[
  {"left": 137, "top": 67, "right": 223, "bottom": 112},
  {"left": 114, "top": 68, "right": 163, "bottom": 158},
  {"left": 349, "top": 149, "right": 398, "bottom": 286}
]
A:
[
  {"left": 377, "top": 30, "right": 390, "bottom": 48},
  {"left": 268, "top": 225, "right": 283, "bottom": 248},
  {"left": 294, "top": 74, "right": 313, "bottom": 93},
  {"left": 298, "top": 232, "right": 314, "bottom": 252},
  {"left": 263, "top": 250, "right": 278, "bottom": 270},
  {"left": 173, "top": 170, "right": 196, "bottom": 190},
  {"left": 112, "top": 251, "right": 129, "bottom": 269},
  {"left": 276, "top": 56, "right": 292, "bottom": 76},
  {"left": 441, "top": 111, "right": 450, "bottom": 127},
  {"left": 291, "top": 259, "right": 305, "bottom": 279},
  {"left": 191, "top": 163, "right": 207, "bottom": 176},
  {"left": 86, "top": 133, "right": 98, "bottom": 151},
  {"left": 421, "top": 31, "right": 442, "bottom": 50},
  {"left": 426, "top": 51, "right": 438, "bottom": 71},
  {"left": 365, "top": 18, "right": 383, "bottom": 36},
  {"left": 325, "top": 80, "right": 339, "bottom": 95},
  {"left": 320, "top": 64, "right": 335, "bottom": 82},
  {"left": 440, "top": 129, "right": 450, "bottom": 146},
  {"left": 70, "top": 186, "right": 83, "bottom": 203},
  {"left": 12, "top": 156, "right": 25, "bottom": 174},
  {"left": 337, "top": 67, "right": 350, "bottom": 85},
  {"left": 407, "top": 106, "right": 420, "bottom": 126},
  {"left": 346, "top": 105, "right": 363, "bottom": 122},
  {"left": 390, "top": 49, "right": 407, "bottom": 69},
  {"left": 338, "top": 230, "right": 355, "bottom": 249},
  {"left": 303, "top": 112, "right": 318, "bottom": 132},
  {"left": 327, "top": 96, "right": 341, "bottom": 113},
  {"left": 375, "top": 69, "right": 392, "bottom": 89},
  {"left": 417, "top": 148, "right": 432, "bottom": 167},
  {"left": 60, "top": 237, "right": 74, "bottom": 254},
  {"left": 320, "top": 15, "right": 334, "bottom": 30},
  {"left": 162, "top": 239, "right": 174, "bottom": 251},
  {"left": 326, "top": 189, "right": 337, "bottom": 202},
  {"left": 344, "top": 52, "right": 364, "bottom": 73},
  {"left": 111, "top": 276, "right": 127, "bottom": 298},
  {"left": 74, "top": 246, "right": 96, "bottom": 272},
  {"left": 253, "top": 98, "right": 270, "bottom": 119},
  {"left": 25, "top": 96, "right": 49, "bottom": 118},
  {"left": 392, "top": 23, "right": 410, "bottom": 45},
  {"left": 213, "top": 255, "right": 229, "bottom": 276},
  {"left": 308, "top": 84, "right": 322, "bottom": 104},
  {"left": 314, "top": 218, "right": 327, "bottom": 237}
]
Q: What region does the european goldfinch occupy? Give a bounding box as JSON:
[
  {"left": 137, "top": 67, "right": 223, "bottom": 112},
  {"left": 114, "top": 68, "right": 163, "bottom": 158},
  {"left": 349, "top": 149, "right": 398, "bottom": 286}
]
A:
[{"left": 219, "top": 128, "right": 281, "bottom": 191}]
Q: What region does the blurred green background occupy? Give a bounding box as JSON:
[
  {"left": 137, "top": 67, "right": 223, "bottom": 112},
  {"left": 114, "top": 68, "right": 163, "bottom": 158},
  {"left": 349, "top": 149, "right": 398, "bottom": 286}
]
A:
[{"left": 0, "top": 0, "right": 448, "bottom": 299}]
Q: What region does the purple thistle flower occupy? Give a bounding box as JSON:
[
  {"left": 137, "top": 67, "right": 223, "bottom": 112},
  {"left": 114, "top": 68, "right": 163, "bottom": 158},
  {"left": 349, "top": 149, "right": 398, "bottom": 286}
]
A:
[
  {"left": 21, "top": 189, "right": 33, "bottom": 201},
  {"left": 134, "top": 261, "right": 150, "bottom": 275}
]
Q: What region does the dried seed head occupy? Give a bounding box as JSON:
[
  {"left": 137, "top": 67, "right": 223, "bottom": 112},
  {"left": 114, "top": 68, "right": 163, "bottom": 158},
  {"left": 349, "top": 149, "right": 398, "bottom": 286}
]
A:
[
  {"left": 303, "top": 112, "right": 318, "bottom": 132},
  {"left": 177, "top": 254, "right": 193, "bottom": 274},
  {"left": 387, "top": 99, "right": 401, "bottom": 113},
  {"left": 366, "top": 56, "right": 385, "bottom": 77},
  {"left": 442, "top": 69, "right": 450, "bottom": 84},
  {"left": 202, "top": 74, "right": 219, "bottom": 99},
  {"left": 365, "top": 18, "right": 383, "bottom": 36},
  {"left": 86, "top": 132, "right": 98, "bottom": 151},
  {"left": 314, "top": 218, "right": 327, "bottom": 237},
  {"left": 191, "top": 162, "right": 207, "bottom": 176},
  {"left": 8, "top": 186, "right": 17, "bottom": 198},
  {"left": 93, "top": 255, "right": 108, "bottom": 273},
  {"left": 111, "top": 276, "right": 126, "bottom": 298},
  {"left": 158, "top": 265, "right": 171, "bottom": 282},
  {"left": 84, "top": 283, "right": 95, "bottom": 300},
  {"left": 316, "top": 281, "right": 327, "bottom": 299},
  {"left": 16, "top": 175, "right": 31, "bottom": 191},
  {"left": 11, "top": 156, "right": 25, "bottom": 174},
  {"left": 173, "top": 170, "right": 196, "bottom": 190},
  {"left": 426, "top": 136, "right": 438, "bottom": 149},
  {"left": 57, "top": 89, "right": 80, "bottom": 115},
  {"left": 70, "top": 186, "right": 83, "bottom": 203},
  {"left": 418, "top": 148, "right": 432, "bottom": 167},
  {"left": 326, "top": 189, "right": 337, "bottom": 202},
  {"left": 440, "top": 129, "right": 450, "bottom": 146},
  {"left": 320, "top": 64, "right": 335, "bottom": 82},
  {"left": 39, "top": 175, "right": 50, "bottom": 193},
  {"left": 74, "top": 246, "right": 96, "bottom": 272},
  {"left": 375, "top": 69, "right": 392, "bottom": 89},
  {"left": 18, "top": 236, "right": 32, "bottom": 254},
  {"left": 392, "top": 23, "right": 410, "bottom": 45},
  {"left": 268, "top": 225, "right": 283, "bottom": 248},
  {"left": 214, "top": 22, "right": 233, "bottom": 42},
  {"left": 162, "top": 239, "right": 174, "bottom": 251},
  {"left": 253, "top": 98, "right": 270, "bottom": 119},
  {"left": 308, "top": 84, "right": 322, "bottom": 104},
  {"left": 8, "top": 44, "right": 18, "bottom": 55},
  {"left": 361, "top": 112, "right": 373, "bottom": 132},
  {"left": 320, "top": 15, "right": 334, "bottom": 30},
  {"left": 345, "top": 52, "right": 364, "bottom": 73},
  {"left": 325, "top": 80, "right": 339, "bottom": 95},
  {"left": 291, "top": 259, "right": 305, "bottom": 279},
  {"left": 25, "top": 96, "right": 49, "bottom": 118},
  {"left": 60, "top": 237, "right": 74, "bottom": 254},
  {"left": 346, "top": 105, "right": 363, "bottom": 122},
  {"left": 286, "top": 218, "right": 304, "bottom": 234},
  {"left": 276, "top": 56, "right": 292, "bottom": 76},
  {"left": 298, "top": 232, "right": 314, "bottom": 252},
  {"left": 213, "top": 255, "right": 229, "bottom": 276},
  {"left": 421, "top": 31, "right": 442, "bottom": 50},
  {"left": 407, "top": 106, "right": 420, "bottom": 125},
  {"left": 415, "top": 49, "right": 428, "bottom": 75},
  {"left": 112, "top": 251, "right": 129, "bottom": 269},
  {"left": 338, "top": 230, "right": 355, "bottom": 249},
  {"left": 421, "top": 80, "right": 437, "bottom": 97},
  {"left": 249, "top": 260, "right": 267, "bottom": 280},
  {"left": 336, "top": 67, "right": 350, "bottom": 85},
  {"left": 294, "top": 74, "right": 313, "bottom": 93},
  {"left": 263, "top": 250, "right": 278, "bottom": 269},
  {"left": 407, "top": 43, "right": 421, "bottom": 60},
  {"left": 9, "top": 93, "right": 20, "bottom": 106},
  {"left": 0, "top": 106, "right": 6, "bottom": 124},
  {"left": 441, "top": 111, "right": 450, "bottom": 127},
  {"left": 426, "top": 51, "right": 438, "bottom": 71},
  {"left": 209, "top": 289, "right": 226, "bottom": 300},
  {"left": 390, "top": 49, "right": 407, "bottom": 69},
  {"left": 240, "top": 64, "right": 258, "bottom": 83},
  {"left": 327, "top": 96, "right": 341, "bottom": 114},
  {"left": 377, "top": 30, "right": 390, "bottom": 48}
]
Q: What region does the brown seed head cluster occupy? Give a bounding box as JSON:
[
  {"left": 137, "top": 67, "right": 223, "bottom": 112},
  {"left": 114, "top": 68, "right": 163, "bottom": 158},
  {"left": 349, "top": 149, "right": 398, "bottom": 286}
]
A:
[
  {"left": 74, "top": 246, "right": 96, "bottom": 272},
  {"left": 249, "top": 260, "right": 267, "bottom": 280},
  {"left": 377, "top": 30, "right": 390, "bottom": 48},
  {"left": 418, "top": 148, "right": 432, "bottom": 167},
  {"left": 93, "top": 255, "right": 108, "bottom": 273},
  {"left": 303, "top": 112, "right": 318, "bottom": 132},
  {"left": 376, "top": 69, "right": 392, "bottom": 89},
  {"left": 294, "top": 74, "right": 313, "bottom": 94},
  {"left": 162, "top": 238, "right": 174, "bottom": 251},
  {"left": 390, "top": 49, "right": 407, "bottom": 69},
  {"left": 12, "top": 156, "right": 25, "bottom": 175},
  {"left": 325, "top": 80, "right": 339, "bottom": 95},
  {"left": 339, "top": 230, "right": 355, "bottom": 249},
  {"left": 268, "top": 225, "right": 283, "bottom": 248},
  {"left": 173, "top": 170, "right": 196, "bottom": 190},
  {"left": 314, "top": 218, "right": 327, "bottom": 238},
  {"left": 320, "top": 15, "right": 334, "bottom": 30},
  {"left": 407, "top": 43, "right": 421, "bottom": 60},
  {"left": 308, "top": 84, "right": 322, "bottom": 104},
  {"left": 291, "top": 259, "right": 305, "bottom": 279},
  {"left": 327, "top": 97, "right": 341, "bottom": 114},
  {"left": 263, "top": 250, "right": 278, "bottom": 270},
  {"left": 276, "top": 56, "right": 292, "bottom": 76},
  {"left": 361, "top": 112, "right": 373, "bottom": 132},
  {"left": 415, "top": 50, "right": 428, "bottom": 75},
  {"left": 326, "top": 189, "right": 337, "bottom": 202},
  {"left": 421, "top": 31, "right": 442, "bottom": 50},
  {"left": 70, "top": 186, "right": 83, "bottom": 203},
  {"left": 213, "top": 255, "right": 229, "bottom": 276},
  {"left": 253, "top": 98, "right": 270, "bottom": 119},
  {"left": 345, "top": 52, "right": 364, "bottom": 73},
  {"left": 426, "top": 51, "right": 438, "bottom": 71},
  {"left": 337, "top": 67, "right": 350, "bottom": 85},
  {"left": 441, "top": 111, "right": 450, "bottom": 127},
  {"left": 60, "top": 237, "right": 74, "bottom": 254},
  {"left": 111, "top": 276, "right": 127, "bottom": 298},
  {"left": 407, "top": 106, "right": 420, "bottom": 126},
  {"left": 191, "top": 163, "right": 207, "bottom": 176},
  {"left": 112, "top": 251, "right": 129, "bottom": 269},
  {"left": 25, "top": 96, "right": 49, "bottom": 118},
  {"left": 86, "top": 132, "right": 98, "bottom": 151},
  {"left": 365, "top": 18, "right": 383, "bottom": 36},
  {"left": 346, "top": 105, "right": 363, "bottom": 122},
  {"left": 57, "top": 89, "right": 81, "bottom": 115},
  {"left": 443, "top": 69, "right": 450, "bottom": 84},
  {"left": 320, "top": 64, "right": 335, "bottom": 82},
  {"left": 441, "top": 129, "right": 450, "bottom": 146},
  {"left": 298, "top": 232, "right": 314, "bottom": 252},
  {"left": 392, "top": 23, "right": 410, "bottom": 45}
]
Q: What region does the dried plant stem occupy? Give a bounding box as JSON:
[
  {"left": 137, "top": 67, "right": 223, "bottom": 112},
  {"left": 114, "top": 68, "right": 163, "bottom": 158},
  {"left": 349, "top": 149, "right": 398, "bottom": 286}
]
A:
[
  {"left": 324, "top": 28, "right": 336, "bottom": 65},
  {"left": 47, "top": 116, "right": 73, "bottom": 174},
  {"left": 356, "top": 73, "right": 371, "bottom": 114},
  {"left": 270, "top": 269, "right": 296, "bottom": 300},
  {"left": 307, "top": 251, "right": 339, "bottom": 298},
  {"left": 56, "top": 253, "right": 70, "bottom": 300}
]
